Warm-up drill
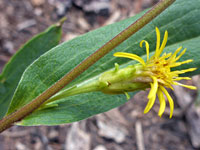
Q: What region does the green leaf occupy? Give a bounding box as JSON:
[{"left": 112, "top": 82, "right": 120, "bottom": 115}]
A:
[
  {"left": 19, "top": 92, "right": 136, "bottom": 126},
  {"left": 0, "top": 21, "right": 63, "bottom": 119},
  {"left": 7, "top": 0, "right": 200, "bottom": 125}
]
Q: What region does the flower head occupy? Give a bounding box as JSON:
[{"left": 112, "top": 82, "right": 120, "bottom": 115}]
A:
[{"left": 114, "top": 27, "right": 196, "bottom": 118}]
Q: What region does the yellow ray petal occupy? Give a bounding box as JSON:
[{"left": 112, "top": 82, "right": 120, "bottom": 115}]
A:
[
  {"left": 140, "top": 40, "right": 150, "bottom": 61},
  {"left": 144, "top": 94, "right": 156, "bottom": 114},
  {"left": 181, "top": 68, "right": 197, "bottom": 73},
  {"left": 158, "top": 30, "right": 168, "bottom": 56},
  {"left": 168, "top": 46, "right": 182, "bottom": 61},
  {"left": 157, "top": 88, "right": 166, "bottom": 117},
  {"left": 160, "top": 86, "right": 174, "bottom": 118},
  {"left": 171, "top": 68, "right": 197, "bottom": 75},
  {"left": 155, "top": 27, "right": 161, "bottom": 57},
  {"left": 175, "top": 82, "right": 197, "bottom": 90},
  {"left": 162, "top": 52, "right": 172, "bottom": 59},
  {"left": 179, "top": 59, "right": 193, "bottom": 64},
  {"left": 114, "top": 52, "right": 146, "bottom": 66},
  {"left": 158, "top": 53, "right": 171, "bottom": 62},
  {"left": 169, "top": 59, "right": 193, "bottom": 67},
  {"left": 173, "top": 77, "right": 191, "bottom": 81},
  {"left": 175, "top": 48, "right": 186, "bottom": 61},
  {"left": 147, "top": 76, "right": 158, "bottom": 99}
]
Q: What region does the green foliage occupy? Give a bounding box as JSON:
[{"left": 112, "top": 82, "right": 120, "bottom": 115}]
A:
[
  {"left": 0, "top": 22, "right": 63, "bottom": 119},
  {"left": 3, "top": 0, "right": 200, "bottom": 125}
]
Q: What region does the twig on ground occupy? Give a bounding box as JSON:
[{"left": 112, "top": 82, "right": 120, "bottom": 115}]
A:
[{"left": 135, "top": 120, "right": 145, "bottom": 150}]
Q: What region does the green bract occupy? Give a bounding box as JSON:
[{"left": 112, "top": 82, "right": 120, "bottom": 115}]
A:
[{"left": 0, "top": 21, "right": 63, "bottom": 119}]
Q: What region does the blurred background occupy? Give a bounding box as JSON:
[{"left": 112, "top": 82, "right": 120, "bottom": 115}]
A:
[{"left": 0, "top": 0, "right": 200, "bottom": 150}]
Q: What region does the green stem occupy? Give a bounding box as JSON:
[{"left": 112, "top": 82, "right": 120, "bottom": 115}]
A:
[{"left": 0, "top": 0, "right": 175, "bottom": 133}]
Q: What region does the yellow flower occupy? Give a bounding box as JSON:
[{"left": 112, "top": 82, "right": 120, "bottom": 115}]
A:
[{"left": 114, "top": 27, "right": 196, "bottom": 118}]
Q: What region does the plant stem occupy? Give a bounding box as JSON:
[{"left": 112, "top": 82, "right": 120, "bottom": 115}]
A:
[{"left": 0, "top": 0, "right": 175, "bottom": 133}]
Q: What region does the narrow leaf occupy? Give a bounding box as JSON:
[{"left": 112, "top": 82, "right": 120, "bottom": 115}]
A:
[{"left": 0, "top": 21, "right": 63, "bottom": 119}]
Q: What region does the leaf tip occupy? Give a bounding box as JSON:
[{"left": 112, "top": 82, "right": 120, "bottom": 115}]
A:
[{"left": 57, "top": 17, "right": 67, "bottom": 27}]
